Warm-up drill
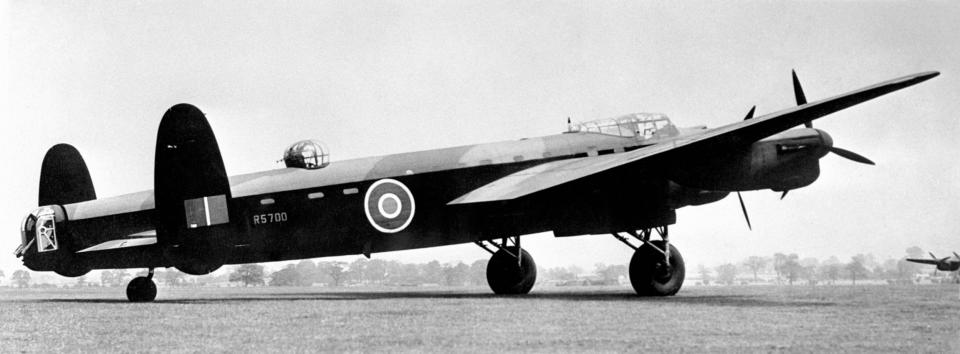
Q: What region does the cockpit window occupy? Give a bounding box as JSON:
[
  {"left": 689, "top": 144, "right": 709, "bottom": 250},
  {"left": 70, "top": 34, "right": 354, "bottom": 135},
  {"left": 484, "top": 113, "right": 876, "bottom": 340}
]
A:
[{"left": 567, "top": 113, "right": 678, "bottom": 141}]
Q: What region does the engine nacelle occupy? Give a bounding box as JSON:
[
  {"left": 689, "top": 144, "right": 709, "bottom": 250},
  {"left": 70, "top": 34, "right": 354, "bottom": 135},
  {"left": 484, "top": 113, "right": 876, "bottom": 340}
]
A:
[
  {"left": 666, "top": 182, "right": 729, "bottom": 209},
  {"left": 669, "top": 129, "right": 830, "bottom": 192}
]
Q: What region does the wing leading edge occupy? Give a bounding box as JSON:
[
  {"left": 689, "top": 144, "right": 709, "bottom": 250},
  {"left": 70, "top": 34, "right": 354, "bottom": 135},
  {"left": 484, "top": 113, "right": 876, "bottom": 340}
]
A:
[{"left": 450, "top": 71, "right": 939, "bottom": 205}]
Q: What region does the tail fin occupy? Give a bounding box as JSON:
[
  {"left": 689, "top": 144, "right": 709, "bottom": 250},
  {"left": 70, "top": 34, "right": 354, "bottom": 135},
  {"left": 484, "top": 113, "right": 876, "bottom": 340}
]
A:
[
  {"left": 154, "top": 103, "right": 232, "bottom": 275},
  {"left": 39, "top": 144, "right": 96, "bottom": 206}
]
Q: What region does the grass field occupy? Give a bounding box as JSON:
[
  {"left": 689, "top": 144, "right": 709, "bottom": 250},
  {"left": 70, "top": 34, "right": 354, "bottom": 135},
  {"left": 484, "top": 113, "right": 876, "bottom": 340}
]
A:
[{"left": 2, "top": 284, "right": 959, "bottom": 352}]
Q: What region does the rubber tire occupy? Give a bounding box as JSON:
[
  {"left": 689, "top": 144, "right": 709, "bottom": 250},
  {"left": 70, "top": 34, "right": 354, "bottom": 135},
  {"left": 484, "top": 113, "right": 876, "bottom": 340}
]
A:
[
  {"left": 486, "top": 247, "right": 537, "bottom": 295},
  {"left": 629, "top": 241, "right": 685, "bottom": 296},
  {"left": 126, "top": 276, "right": 157, "bottom": 302}
]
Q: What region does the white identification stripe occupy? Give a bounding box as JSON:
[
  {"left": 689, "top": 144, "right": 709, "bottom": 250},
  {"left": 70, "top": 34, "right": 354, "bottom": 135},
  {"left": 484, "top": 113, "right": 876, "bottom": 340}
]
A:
[{"left": 203, "top": 196, "right": 211, "bottom": 226}]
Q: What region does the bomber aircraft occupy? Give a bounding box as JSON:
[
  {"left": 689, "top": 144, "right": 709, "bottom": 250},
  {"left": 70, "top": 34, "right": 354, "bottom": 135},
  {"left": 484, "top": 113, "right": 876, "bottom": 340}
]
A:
[
  {"left": 15, "top": 70, "right": 938, "bottom": 301},
  {"left": 907, "top": 252, "right": 960, "bottom": 272}
]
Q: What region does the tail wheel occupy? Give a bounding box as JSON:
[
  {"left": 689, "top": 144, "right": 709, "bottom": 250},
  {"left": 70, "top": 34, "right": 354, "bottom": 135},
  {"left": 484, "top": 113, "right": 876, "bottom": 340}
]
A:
[
  {"left": 126, "top": 276, "right": 157, "bottom": 302},
  {"left": 486, "top": 247, "right": 537, "bottom": 295},
  {"left": 630, "top": 240, "right": 685, "bottom": 296}
]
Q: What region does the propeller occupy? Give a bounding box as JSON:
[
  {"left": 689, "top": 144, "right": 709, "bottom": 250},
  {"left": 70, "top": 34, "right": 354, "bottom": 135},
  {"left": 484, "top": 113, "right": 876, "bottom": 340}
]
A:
[
  {"left": 743, "top": 106, "right": 756, "bottom": 120},
  {"left": 930, "top": 252, "right": 948, "bottom": 262},
  {"left": 828, "top": 147, "right": 875, "bottom": 165},
  {"left": 792, "top": 70, "right": 813, "bottom": 128},
  {"left": 737, "top": 191, "right": 752, "bottom": 230}
]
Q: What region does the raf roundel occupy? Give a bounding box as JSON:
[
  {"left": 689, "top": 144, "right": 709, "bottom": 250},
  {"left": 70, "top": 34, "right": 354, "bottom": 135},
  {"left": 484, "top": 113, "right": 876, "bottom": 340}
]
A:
[{"left": 363, "top": 179, "right": 415, "bottom": 233}]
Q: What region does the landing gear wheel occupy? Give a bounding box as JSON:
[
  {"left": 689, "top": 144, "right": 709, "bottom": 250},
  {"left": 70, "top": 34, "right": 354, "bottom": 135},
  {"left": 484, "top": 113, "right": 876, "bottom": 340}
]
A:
[
  {"left": 486, "top": 247, "right": 537, "bottom": 295},
  {"left": 126, "top": 276, "right": 157, "bottom": 302},
  {"left": 630, "top": 241, "right": 684, "bottom": 296}
]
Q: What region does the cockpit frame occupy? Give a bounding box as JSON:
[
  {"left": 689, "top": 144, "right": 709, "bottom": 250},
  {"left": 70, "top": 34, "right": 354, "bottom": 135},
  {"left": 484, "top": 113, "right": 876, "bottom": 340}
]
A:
[{"left": 567, "top": 113, "right": 679, "bottom": 141}]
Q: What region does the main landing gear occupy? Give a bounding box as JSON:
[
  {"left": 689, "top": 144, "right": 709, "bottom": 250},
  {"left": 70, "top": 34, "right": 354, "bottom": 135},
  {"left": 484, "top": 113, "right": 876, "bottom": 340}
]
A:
[
  {"left": 476, "top": 236, "right": 537, "bottom": 294},
  {"left": 126, "top": 268, "right": 157, "bottom": 302},
  {"left": 612, "top": 226, "right": 685, "bottom": 296}
]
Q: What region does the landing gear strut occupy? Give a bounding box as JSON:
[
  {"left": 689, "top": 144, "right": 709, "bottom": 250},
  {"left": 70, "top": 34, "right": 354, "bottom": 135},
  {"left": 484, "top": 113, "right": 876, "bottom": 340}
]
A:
[
  {"left": 476, "top": 236, "right": 537, "bottom": 294},
  {"left": 613, "top": 226, "right": 685, "bottom": 296},
  {"left": 126, "top": 268, "right": 157, "bottom": 302}
]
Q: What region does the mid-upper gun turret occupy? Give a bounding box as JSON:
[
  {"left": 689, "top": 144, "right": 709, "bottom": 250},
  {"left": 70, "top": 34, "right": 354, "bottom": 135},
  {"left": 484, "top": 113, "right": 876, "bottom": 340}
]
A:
[{"left": 283, "top": 139, "right": 330, "bottom": 169}]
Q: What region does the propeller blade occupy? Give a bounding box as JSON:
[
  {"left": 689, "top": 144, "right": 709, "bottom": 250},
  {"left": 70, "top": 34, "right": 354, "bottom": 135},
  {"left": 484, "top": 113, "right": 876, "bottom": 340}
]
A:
[
  {"left": 743, "top": 106, "right": 756, "bottom": 120},
  {"left": 829, "top": 147, "right": 875, "bottom": 165},
  {"left": 792, "top": 69, "right": 813, "bottom": 128},
  {"left": 930, "top": 252, "right": 938, "bottom": 260},
  {"left": 737, "top": 192, "right": 752, "bottom": 230},
  {"left": 780, "top": 190, "right": 789, "bottom": 200}
]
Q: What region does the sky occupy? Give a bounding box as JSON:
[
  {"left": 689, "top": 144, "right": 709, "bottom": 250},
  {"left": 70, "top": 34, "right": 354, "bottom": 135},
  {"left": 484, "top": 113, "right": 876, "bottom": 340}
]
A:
[{"left": 2, "top": 1, "right": 958, "bottom": 275}]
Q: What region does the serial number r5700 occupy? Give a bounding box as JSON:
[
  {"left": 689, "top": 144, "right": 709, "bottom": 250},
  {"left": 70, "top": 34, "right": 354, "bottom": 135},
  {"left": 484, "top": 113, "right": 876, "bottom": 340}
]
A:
[{"left": 253, "top": 212, "right": 288, "bottom": 225}]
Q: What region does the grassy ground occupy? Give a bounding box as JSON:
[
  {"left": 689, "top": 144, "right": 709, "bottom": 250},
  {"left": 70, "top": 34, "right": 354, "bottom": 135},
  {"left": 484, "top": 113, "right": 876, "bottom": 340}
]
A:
[{"left": 2, "top": 284, "right": 959, "bottom": 353}]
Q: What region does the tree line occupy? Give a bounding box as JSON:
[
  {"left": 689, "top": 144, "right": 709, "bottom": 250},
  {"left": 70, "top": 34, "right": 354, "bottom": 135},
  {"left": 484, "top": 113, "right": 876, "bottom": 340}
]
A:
[
  {"left": 2, "top": 246, "right": 953, "bottom": 288},
  {"left": 700, "top": 246, "right": 955, "bottom": 285}
]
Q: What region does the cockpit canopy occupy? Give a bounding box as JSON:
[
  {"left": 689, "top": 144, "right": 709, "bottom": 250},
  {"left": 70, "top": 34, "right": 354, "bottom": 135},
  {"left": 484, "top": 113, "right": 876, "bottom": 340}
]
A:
[
  {"left": 283, "top": 139, "right": 330, "bottom": 169},
  {"left": 567, "top": 113, "right": 679, "bottom": 141}
]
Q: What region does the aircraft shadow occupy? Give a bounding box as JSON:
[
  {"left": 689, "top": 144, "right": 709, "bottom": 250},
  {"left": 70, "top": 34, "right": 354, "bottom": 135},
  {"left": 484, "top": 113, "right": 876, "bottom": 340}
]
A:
[{"left": 37, "top": 290, "right": 834, "bottom": 308}]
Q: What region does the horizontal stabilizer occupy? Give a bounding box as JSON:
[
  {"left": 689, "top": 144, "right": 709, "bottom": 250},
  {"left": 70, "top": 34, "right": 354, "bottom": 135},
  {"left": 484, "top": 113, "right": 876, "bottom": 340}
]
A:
[{"left": 77, "top": 232, "right": 156, "bottom": 253}]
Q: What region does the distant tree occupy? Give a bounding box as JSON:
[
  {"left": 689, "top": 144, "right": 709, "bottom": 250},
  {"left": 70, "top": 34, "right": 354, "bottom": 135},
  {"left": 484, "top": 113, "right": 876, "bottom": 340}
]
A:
[
  {"left": 799, "top": 257, "right": 819, "bottom": 268},
  {"left": 100, "top": 270, "right": 112, "bottom": 287},
  {"left": 774, "top": 253, "right": 802, "bottom": 285},
  {"left": 442, "top": 262, "right": 470, "bottom": 286},
  {"left": 295, "top": 260, "right": 319, "bottom": 285},
  {"left": 75, "top": 275, "right": 87, "bottom": 287},
  {"left": 743, "top": 256, "right": 767, "bottom": 282},
  {"left": 595, "top": 264, "right": 628, "bottom": 283},
  {"left": 229, "top": 264, "right": 265, "bottom": 287},
  {"left": 773, "top": 253, "right": 787, "bottom": 283},
  {"left": 818, "top": 263, "right": 842, "bottom": 285},
  {"left": 801, "top": 265, "right": 818, "bottom": 285},
  {"left": 846, "top": 255, "right": 868, "bottom": 285},
  {"left": 0, "top": 269, "right": 5, "bottom": 285},
  {"left": 348, "top": 258, "right": 369, "bottom": 284},
  {"left": 422, "top": 261, "right": 443, "bottom": 284},
  {"left": 715, "top": 263, "right": 738, "bottom": 285},
  {"left": 322, "top": 261, "right": 348, "bottom": 287},
  {"left": 468, "top": 259, "right": 488, "bottom": 286},
  {"left": 100, "top": 269, "right": 130, "bottom": 287},
  {"left": 12, "top": 270, "right": 31, "bottom": 288},
  {"left": 698, "top": 264, "right": 712, "bottom": 285},
  {"left": 543, "top": 267, "right": 577, "bottom": 282},
  {"left": 783, "top": 255, "right": 802, "bottom": 285},
  {"left": 159, "top": 270, "right": 186, "bottom": 286},
  {"left": 365, "top": 259, "right": 388, "bottom": 284},
  {"left": 269, "top": 265, "right": 304, "bottom": 286}
]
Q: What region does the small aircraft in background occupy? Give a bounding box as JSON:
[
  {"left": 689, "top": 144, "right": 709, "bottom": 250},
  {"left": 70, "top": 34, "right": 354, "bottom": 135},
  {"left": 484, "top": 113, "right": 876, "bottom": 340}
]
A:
[
  {"left": 907, "top": 252, "right": 960, "bottom": 272},
  {"left": 14, "top": 70, "right": 938, "bottom": 301}
]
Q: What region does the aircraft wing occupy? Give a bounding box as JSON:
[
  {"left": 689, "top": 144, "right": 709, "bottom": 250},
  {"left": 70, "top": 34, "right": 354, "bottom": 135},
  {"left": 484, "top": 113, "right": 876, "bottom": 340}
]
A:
[
  {"left": 905, "top": 258, "right": 940, "bottom": 265},
  {"left": 450, "top": 71, "right": 938, "bottom": 205}
]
